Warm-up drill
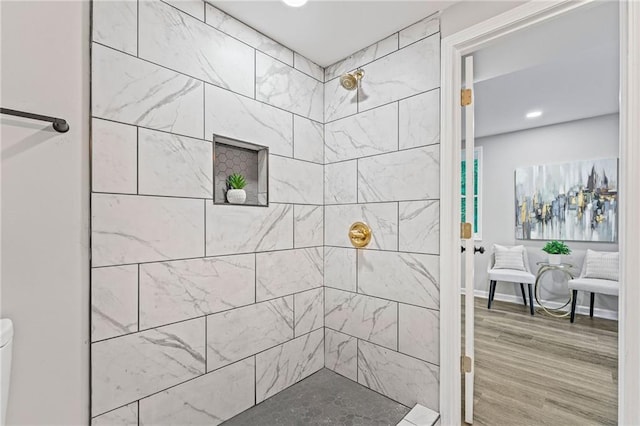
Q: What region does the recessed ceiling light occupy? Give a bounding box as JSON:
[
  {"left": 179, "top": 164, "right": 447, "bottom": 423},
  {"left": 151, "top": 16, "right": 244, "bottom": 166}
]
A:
[
  {"left": 282, "top": 0, "right": 308, "bottom": 7},
  {"left": 526, "top": 111, "right": 543, "bottom": 119}
]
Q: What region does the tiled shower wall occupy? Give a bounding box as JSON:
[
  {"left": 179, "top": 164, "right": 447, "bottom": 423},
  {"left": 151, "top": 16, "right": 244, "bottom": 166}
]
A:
[
  {"left": 90, "top": 1, "right": 324, "bottom": 423},
  {"left": 322, "top": 17, "right": 441, "bottom": 412}
]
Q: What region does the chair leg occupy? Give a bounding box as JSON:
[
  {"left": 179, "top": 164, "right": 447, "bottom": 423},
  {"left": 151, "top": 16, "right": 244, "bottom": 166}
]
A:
[
  {"left": 488, "top": 280, "right": 495, "bottom": 309},
  {"left": 528, "top": 284, "right": 534, "bottom": 316},
  {"left": 590, "top": 292, "right": 595, "bottom": 317},
  {"left": 519, "top": 283, "right": 527, "bottom": 306},
  {"left": 570, "top": 290, "right": 578, "bottom": 323}
]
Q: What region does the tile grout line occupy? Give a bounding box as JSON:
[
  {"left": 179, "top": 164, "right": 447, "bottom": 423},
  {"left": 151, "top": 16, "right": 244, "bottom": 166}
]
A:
[
  {"left": 325, "top": 325, "right": 439, "bottom": 368},
  {"left": 137, "top": 264, "right": 141, "bottom": 332},
  {"left": 92, "top": 285, "right": 325, "bottom": 344},
  {"left": 91, "top": 244, "right": 333, "bottom": 270},
  {"left": 92, "top": 328, "right": 324, "bottom": 419},
  {"left": 325, "top": 30, "right": 439, "bottom": 84},
  {"left": 92, "top": 41, "right": 325, "bottom": 125},
  {"left": 397, "top": 301, "right": 400, "bottom": 351}
]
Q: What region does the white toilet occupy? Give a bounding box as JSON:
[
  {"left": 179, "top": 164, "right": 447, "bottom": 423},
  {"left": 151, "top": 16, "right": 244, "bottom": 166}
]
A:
[{"left": 0, "top": 319, "right": 13, "bottom": 426}]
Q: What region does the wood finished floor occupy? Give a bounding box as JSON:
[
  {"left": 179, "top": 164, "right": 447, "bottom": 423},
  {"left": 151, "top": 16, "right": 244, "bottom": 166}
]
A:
[{"left": 462, "top": 297, "right": 617, "bottom": 426}]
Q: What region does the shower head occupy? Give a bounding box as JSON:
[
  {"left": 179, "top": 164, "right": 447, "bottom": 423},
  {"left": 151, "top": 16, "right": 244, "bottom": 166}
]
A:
[{"left": 340, "top": 69, "right": 365, "bottom": 91}]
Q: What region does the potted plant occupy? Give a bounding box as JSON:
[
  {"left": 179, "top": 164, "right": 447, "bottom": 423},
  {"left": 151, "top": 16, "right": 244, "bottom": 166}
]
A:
[
  {"left": 226, "top": 173, "right": 247, "bottom": 204},
  {"left": 542, "top": 240, "right": 571, "bottom": 265}
]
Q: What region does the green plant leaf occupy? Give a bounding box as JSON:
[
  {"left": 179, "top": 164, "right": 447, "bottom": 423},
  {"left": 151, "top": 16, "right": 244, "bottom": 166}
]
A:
[
  {"left": 227, "top": 173, "right": 247, "bottom": 189},
  {"left": 542, "top": 240, "right": 571, "bottom": 255}
]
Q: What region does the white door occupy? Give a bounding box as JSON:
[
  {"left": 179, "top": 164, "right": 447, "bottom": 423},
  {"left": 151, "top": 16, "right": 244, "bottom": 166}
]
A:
[{"left": 462, "top": 55, "right": 476, "bottom": 424}]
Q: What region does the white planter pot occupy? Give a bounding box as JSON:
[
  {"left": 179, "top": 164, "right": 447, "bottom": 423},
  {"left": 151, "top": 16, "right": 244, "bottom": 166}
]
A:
[
  {"left": 548, "top": 254, "right": 562, "bottom": 265},
  {"left": 226, "top": 189, "right": 246, "bottom": 204}
]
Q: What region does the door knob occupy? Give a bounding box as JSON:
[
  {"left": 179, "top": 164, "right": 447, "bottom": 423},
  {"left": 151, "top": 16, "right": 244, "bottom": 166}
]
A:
[{"left": 461, "top": 245, "right": 485, "bottom": 254}]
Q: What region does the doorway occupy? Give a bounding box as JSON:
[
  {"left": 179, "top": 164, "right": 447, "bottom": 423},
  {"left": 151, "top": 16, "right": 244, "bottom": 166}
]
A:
[{"left": 439, "top": 1, "right": 640, "bottom": 425}]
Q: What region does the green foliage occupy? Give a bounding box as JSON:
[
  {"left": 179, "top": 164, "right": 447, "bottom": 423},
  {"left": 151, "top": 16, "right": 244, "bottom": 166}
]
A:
[
  {"left": 227, "top": 173, "right": 247, "bottom": 190},
  {"left": 542, "top": 240, "right": 571, "bottom": 255}
]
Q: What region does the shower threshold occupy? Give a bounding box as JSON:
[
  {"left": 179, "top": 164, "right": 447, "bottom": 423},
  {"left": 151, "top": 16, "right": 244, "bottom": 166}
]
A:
[{"left": 221, "top": 368, "right": 410, "bottom": 426}]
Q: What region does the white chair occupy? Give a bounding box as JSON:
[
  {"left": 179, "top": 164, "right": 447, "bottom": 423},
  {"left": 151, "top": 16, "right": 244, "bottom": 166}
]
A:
[
  {"left": 568, "top": 251, "right": 619, "bottom": 323},
  {"left": 487, "top": 247, "right": 536, "bottom": 315}
]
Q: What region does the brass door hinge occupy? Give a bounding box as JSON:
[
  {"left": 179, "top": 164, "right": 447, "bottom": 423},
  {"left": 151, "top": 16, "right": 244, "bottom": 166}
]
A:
[
  {"left": 461, "top": 355, "right": 472, "bottom": 373},
  {"left": 461, "top": 89, "right": 472, "bottom": 106},
  {"left": 460, "top": 222, "right": 472, "bottom": 239}
]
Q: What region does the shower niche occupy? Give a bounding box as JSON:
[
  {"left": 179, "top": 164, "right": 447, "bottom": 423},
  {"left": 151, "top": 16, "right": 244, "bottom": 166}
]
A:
[{"left": 213, "top": 135, "right": 269, "bottom": 206}]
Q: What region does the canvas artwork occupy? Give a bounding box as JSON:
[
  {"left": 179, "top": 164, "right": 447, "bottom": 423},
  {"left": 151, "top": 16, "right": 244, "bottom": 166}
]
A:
[{"left": 514, "top": 158, "right": 618, "bottom": 242}]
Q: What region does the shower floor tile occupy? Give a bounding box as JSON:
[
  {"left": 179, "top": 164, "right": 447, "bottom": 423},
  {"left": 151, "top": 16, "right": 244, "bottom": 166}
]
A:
[{"left": 222, "top": 368, "right": 410, "bottom": 426}]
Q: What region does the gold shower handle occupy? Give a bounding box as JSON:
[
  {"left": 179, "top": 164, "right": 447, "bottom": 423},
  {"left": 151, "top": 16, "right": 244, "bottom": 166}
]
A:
[
  {"left": 349, "top": 222, "right": 372, "bottom": 248},
  {"left": 349, "top": 229, "right": 365, "bottom": 239}
]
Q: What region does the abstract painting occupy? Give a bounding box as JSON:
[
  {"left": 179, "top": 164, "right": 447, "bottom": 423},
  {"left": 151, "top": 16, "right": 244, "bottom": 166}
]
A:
[{"left": 515, "top": 158, "right": 618, "bottom": 242}]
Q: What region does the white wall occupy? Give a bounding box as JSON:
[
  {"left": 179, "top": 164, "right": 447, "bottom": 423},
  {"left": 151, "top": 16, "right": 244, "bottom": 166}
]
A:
[
  {"left": 0, "top": 1, "right": 90, "bottom": 425},
  {"left": 440, "top": 1, "right": 528, "bottom": 38},
  {"left": 475, "top": 114, "right": 619, "bottom": 314}
]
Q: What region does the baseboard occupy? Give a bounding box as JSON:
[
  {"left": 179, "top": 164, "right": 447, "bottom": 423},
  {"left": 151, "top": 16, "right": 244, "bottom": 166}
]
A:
[{"left": 468, "top": 289, "right": 618, "bottom": 321}]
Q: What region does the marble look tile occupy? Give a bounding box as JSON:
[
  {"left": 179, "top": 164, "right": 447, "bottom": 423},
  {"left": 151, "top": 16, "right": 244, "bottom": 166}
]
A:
[
  {"left": 324, "top": 203, "right": 398, "bottom": 250},
  {"left": 403, "top": 404, "right": 440, "bottom": 426},
  {"left": 399, "top": 200, "right": 440, "bottom": 255},
  {"left": 91, "top": 118, "right": 137, "bottom": 194},
  {"left": 205, "top": 84, "right": 293, "bottom": 157},
  {"left": 206, "top": 297, "right": 293, "bottom": 370},
  {"left": 294, "top": 287, "right": 323, "bottom": 336},
  {"left": 92, "top": 318, "right": 206, "bottom": 416},
  {"left": 163, "top": 0, "right": 204, "bottom": 21},
  {"left": 358, "top": 145, "right": 440, "bottom": 202},
  {"left": 138, "top": 128, "right": 213, "bottom": 198},
  {"left": 399, "top": 89, "right": 440, "bottom": 150},
  {"left": 256, "top": 52, "right": 323, "bottom": 122},
  {"left": 92, "top": 0, "right": 137, "bottom": 55},
  {"left": 92, "top": 402, "right": 137, "bottom": 426},
  {"left": 359, "top": 35, "right": 440, "bottom": 112},
  {"left": 139, "top": 359, "right": 254, "bottom": 426},
  {"left": 294, "top": 53, "right": 324, "bottom": 81},
  {"left": 139, "top": 1, "right": 254, "bottom": 97},
  {"left": 324, "top": 77, "right": 357, "bottom": 123},
  {"left": 139, "top": 254, "right": 255, "bottom": 329},
  {"left": 324, "top": 161, "right": 357, "bottom": 205},
  {"left": 324, "top": 247, "right": 356, "bottom": 292},
  {"left": 324, "top": 329, "right": 357, "bottom": 381},
  {"left": 399, "top": 17, "right": 440, "bottom": 48},
  {"left": 255, "top": 328, "right": 324, "bottom": 402},
  {"left": 91, "top": 265, "right": 138, "bottom": 342},
  {"left": 325, "top": 288, "right": 397, "bottom": 350},
  {"left": 92, "top": 43, "right": 203, "bottom": 139},
  {"left": 293, "top": 116, "right": 323, "bottom": 164},
  {"left": 92, "top": 194, "right": 204, "bottom": 267},
  {"left": 325, "top": 34, "right": 398, "bottom": 81},
  {"left": 205, "top": 203, "right": 293, "bottom": 256},
  {"left": 358, "top": 251, "right": 439, "bottom": 310},
  {"left": 358, "top": 340, "right": 439, "bottom": 411},
  {"left": 205, "top": 4, "right": 293, "bottom": 66},
  {"left": 399, "top": 304, "right": 439, "bottom": 365},
  {"left": 294, "top": 205, "right": 323, "bottom": 248},
  {"left": 256, "top": 248, "right": 323, "bottom": 301},
  {"left": 325, "top": 103, "right": 398, "bottom": 163},
  {"left": 270, "top": 156, "right": 323, "bottom": 205}
]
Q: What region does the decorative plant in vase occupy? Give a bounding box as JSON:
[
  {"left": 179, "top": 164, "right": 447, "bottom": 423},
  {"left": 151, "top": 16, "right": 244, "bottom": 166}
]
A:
[
  {"left": 542, "top": 240, "right": 571, "bottom": 265},
  {"left": 226, "top": 173, "right": 247, "bottom": 204}
]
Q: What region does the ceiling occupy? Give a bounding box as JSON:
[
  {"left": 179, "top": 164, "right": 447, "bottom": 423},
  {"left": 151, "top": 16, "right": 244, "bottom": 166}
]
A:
[
  {"left": 470, "top": 1, "right": 620, "bottom": 138},
  {"left": 208, "top": 0, "right": 457, "bottom": 67}
]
